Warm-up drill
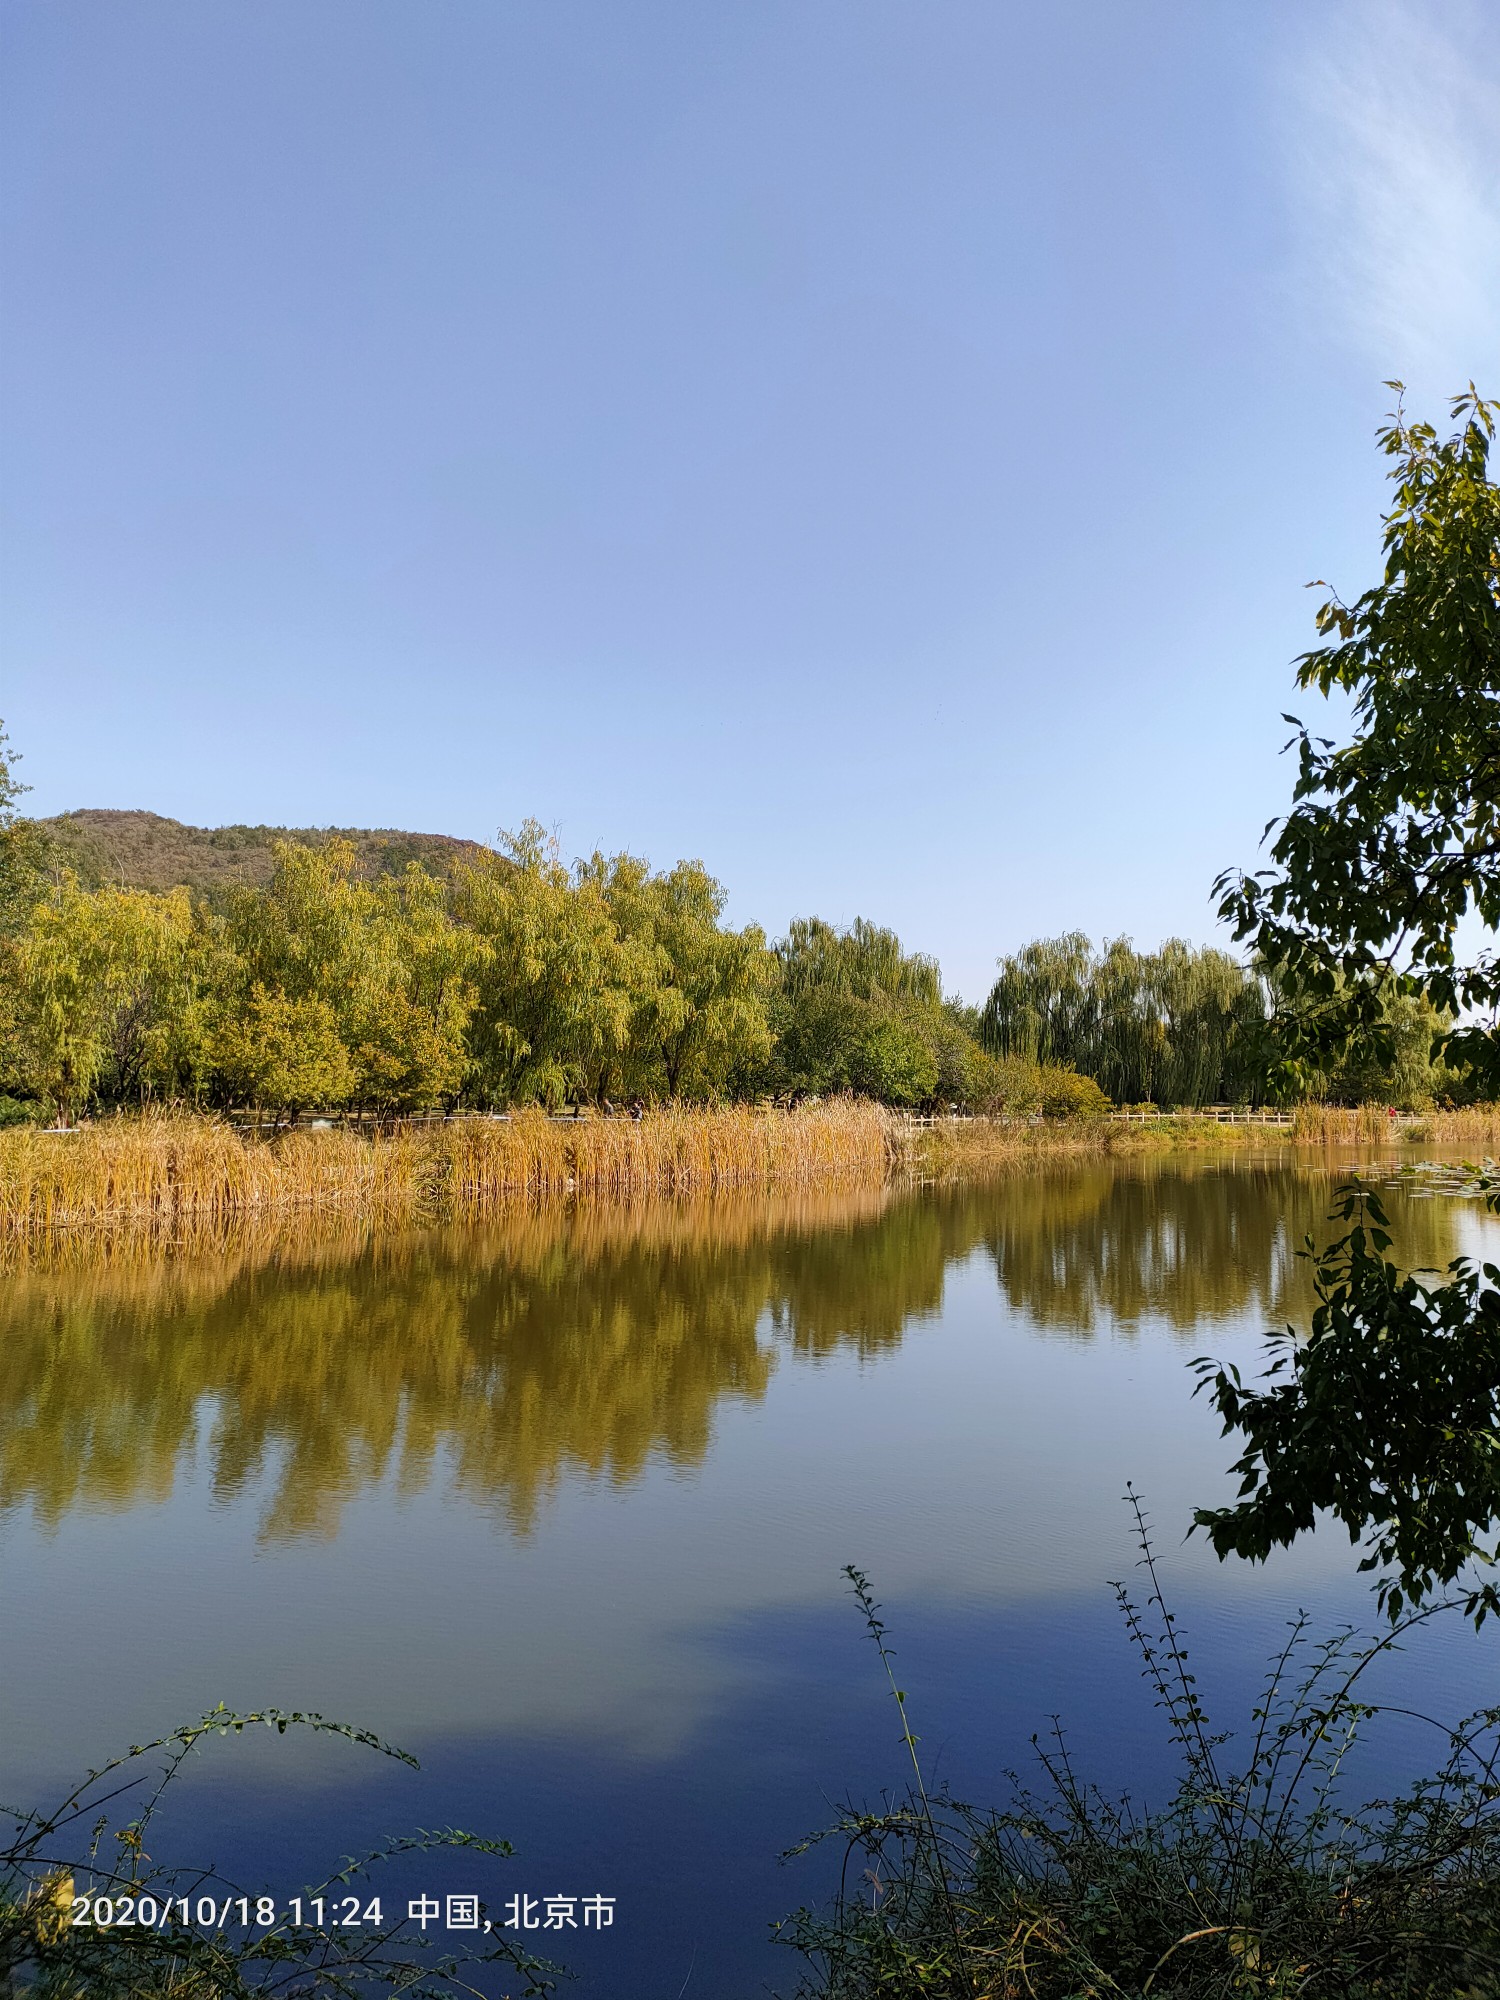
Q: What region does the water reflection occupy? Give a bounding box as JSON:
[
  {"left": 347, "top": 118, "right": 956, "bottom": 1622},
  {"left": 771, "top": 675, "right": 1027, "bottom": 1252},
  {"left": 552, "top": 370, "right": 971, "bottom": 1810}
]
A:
[
  {"left": 0, "top": 1159, "right": 1469, "bottom": 1537},
  {"left": 977, "top": 1156, "right": 1464, "bottom": 1334}
]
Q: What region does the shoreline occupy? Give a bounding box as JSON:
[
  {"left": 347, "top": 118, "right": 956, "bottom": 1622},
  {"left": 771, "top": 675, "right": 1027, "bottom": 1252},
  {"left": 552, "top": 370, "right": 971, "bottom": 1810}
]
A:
[{"left": 2, "top": 1103, "right": 1496, "bottom": 1247}]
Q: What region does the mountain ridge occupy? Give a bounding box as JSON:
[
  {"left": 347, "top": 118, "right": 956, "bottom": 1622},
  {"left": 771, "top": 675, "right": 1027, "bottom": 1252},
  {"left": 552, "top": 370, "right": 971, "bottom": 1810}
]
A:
[{"left": 35, "top": 808, "right": 494, "bottom": 895}]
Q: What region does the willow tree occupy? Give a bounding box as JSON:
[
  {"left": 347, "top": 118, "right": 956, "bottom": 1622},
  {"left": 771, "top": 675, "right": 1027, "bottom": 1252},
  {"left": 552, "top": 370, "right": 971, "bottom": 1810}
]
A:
[
  {"left": 980, "top": 933, "right": 1264, "bottom": 1105},
  {"left": 10, "top": 879, "right": 196, "bottom": 1124},
  {"left": 216, "top": 838, "right": 476, "bottom": 1112},
  {"left": 766, "top": 916, "right": 994, "bottom": 1106},
  {"left": 354, "top": 865, "right": 482, "bottom": 1110},
  {"left": 597, "top": 854, "right": 774, "bottom": 1101},
  {"left": 979, "top": 932, "right": 1096, "bottom": 1071},
  {"left": 455, "top": 826, "right": 639, "bottom": 1107},
  {"left": 775, "top": 917, "right": 941, "bottom": 1007},
  {"left": 1148, "top": 940, "right": 1269, "bottom": 1106}
]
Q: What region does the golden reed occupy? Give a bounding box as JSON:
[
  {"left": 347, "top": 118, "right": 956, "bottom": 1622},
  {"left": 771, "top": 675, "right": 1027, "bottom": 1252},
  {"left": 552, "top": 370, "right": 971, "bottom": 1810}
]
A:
[
  {"left": 1289, "top": 1103, "right": 1500, "bottom": 1148},
  {"left": 0, "top": 1103, "right": 895, "bottom": 1239}
]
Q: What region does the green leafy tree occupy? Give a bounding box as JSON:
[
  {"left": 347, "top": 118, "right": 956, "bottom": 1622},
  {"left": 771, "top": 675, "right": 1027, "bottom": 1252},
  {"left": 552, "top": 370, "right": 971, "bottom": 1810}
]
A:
[
  {"left": 353, "top": 867, "right": 481, "bottom": 1111},
  {"left": 456, "top": 826, "right": 637, "bottom": 1106},
  {"left": 763, "top": 982, "right": 868, "bottom": 1098},
  {"left": 921, "top": 1001, "right": 1005, "bottom": 1108},
  {"left": 217, "top": 839, "right": 475, "bottom": 1112},
  {"left": 601, "top": 855, "right": 774, "bottom": 1100},
  {"left": 210, "top": 985, "right": 355, "bottom": 1115},
  {"left": 1216, "top": 384, "right": 1500, "bottom": 1092},
  {"left": 981, "top": 933, "right": 1267, "bottom": 1106},
  {"left": 1201, "top": 388, "right": 1500, "bottom": 1623},
  {"left": 776, "top": 917, "right": 941, "bottom": 1008},
  {"left": 980, "top": 932, "right": 1096, "bottom": 1068},
  {"left": 1316, "top": 986, "right": 1456, "bottom": 1109},
  {"left": 768, "top": 917, "right": 996, "bottom": 1107},
  {"left": 846, "top": 1012, "right": 939, "bottom": 1107}
]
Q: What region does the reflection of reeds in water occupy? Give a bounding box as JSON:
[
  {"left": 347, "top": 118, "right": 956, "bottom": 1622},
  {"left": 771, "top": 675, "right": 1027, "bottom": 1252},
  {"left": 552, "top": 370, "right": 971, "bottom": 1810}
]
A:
[
  {"left": 910, "top": 1116, "right": 1283, "bottom": 1181},
  {"left": 0, "top": 1103, "right": 893, "bottom": 1241},
  {"left": 0, "top": 1177, "right": 898, "bottom": 1283}
]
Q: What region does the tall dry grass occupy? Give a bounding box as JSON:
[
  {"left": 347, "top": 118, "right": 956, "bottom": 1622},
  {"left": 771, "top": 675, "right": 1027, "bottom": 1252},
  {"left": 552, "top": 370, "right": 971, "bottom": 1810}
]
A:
[
  {"left": 1401, "top": 1102, "right": 1500, "bottom": 1149},
  {"left": 1289, "top": 1102, "right": 1405, "bottom": 1145},
  {"left": 1289, "top": 1102, "right": 1500, "bottom": 1148},
  {"left": 0, "top": 1103, "right": 894, "bottom": 1240}
]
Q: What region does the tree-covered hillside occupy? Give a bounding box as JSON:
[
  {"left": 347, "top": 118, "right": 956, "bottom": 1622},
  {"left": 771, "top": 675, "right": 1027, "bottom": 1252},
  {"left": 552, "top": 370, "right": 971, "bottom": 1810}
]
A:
[{"left": 36, "top": 808, "right": 491, "bottom": 895}]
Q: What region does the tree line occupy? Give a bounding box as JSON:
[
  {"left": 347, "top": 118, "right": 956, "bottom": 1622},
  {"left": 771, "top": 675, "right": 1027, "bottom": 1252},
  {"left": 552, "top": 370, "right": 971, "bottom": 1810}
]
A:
[
  {"left": 980, "top": 931, "right": 1457, "bottom": 1110},
  {"left": 0, "top": 731, "right": 1463, "bottom": 1126}
]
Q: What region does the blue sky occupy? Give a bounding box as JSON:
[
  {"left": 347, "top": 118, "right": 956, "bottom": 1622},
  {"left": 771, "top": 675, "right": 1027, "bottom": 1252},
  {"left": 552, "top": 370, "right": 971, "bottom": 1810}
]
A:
[{"left": 3, "top": 1, "right": 1497, "bottom": 1000}]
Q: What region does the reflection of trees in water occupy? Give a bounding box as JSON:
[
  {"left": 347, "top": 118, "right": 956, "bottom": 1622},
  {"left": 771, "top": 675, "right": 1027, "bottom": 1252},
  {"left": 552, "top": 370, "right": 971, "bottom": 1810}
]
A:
[
  {"left": 0, "top": 1165, "right": 1473, "bottom": 1535},
  {"left": 0, "top": 1190, "right": 899, "bottom": 1538},
  {"left": 972, "top": 1160, "right": 1467, "bottom": 1335}
]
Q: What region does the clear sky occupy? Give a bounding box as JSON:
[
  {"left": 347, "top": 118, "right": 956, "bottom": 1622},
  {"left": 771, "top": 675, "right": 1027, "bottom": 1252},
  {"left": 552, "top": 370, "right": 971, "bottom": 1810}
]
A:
[{"left": 3, "top": 1, "right": 1497, "bottom": 1000}]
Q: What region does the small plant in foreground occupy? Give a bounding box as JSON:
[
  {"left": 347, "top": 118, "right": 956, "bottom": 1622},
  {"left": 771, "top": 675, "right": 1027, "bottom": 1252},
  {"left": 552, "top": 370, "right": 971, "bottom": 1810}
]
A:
[
  {"left": 781, "top": 1496, "right": 1500, "bottom": 1997},
  {"left": 0, "top": 1705, "right": 559, "bottom": 1997}
]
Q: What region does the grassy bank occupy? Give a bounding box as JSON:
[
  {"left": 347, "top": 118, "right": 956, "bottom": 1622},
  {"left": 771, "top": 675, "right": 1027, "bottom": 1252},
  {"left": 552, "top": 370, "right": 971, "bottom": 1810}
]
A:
[{"left": 905, "top": 1114, "right": 1273, "bottom": 1179}]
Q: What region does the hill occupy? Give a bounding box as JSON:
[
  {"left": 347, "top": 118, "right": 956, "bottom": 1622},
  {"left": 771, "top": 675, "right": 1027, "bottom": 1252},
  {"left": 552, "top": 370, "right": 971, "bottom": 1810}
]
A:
[{"left": 35, "top": 809, "right": 495, "bottom": 895}]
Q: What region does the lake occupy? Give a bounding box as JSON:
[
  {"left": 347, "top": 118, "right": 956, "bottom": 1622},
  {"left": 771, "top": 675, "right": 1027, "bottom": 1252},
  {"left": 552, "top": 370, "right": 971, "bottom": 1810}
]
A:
[{"left": 3, "top": 1152, "right": 1497, "bottom": 1996}]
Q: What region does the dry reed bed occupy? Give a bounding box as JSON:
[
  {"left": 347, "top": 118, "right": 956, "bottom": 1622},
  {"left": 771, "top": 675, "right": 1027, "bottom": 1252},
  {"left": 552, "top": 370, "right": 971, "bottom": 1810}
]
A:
[
  {"left": 1290, "top": 1102, "right": 1500, "bottom": 1148},
  {"left": 913, "top": 1104, "right": 1500, "bottom": 1178},
  {"left": 0, "top": 1103, "right": 894, "bottom": 1239}
]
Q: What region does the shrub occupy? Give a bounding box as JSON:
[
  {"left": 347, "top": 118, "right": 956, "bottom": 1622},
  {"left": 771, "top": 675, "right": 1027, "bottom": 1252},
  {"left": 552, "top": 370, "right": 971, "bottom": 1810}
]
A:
[
  {"left": 0, "top": 1707, "right": 557, "bottom": 1997},
  {"left": 783, "top": 1501, "right": 1500, "bottom": 1998},
  {"left": 978, "top": 1059, "right": 1111, "bottom": 1120}
]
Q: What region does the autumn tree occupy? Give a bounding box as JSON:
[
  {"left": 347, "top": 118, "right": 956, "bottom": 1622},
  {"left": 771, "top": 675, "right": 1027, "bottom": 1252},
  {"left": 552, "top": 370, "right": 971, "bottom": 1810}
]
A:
[
  {"left": 10, "top": 880, "right": 196, "bottom": 1124},
  {"left": 599, "top": 855, "right": 774, "bottom": 1100},
  {"left": 213, "top": 839, "right": 477, "bottom": 1113},
  {"left": 455, "top": 825, "right": 638, "bottom": 1107}
]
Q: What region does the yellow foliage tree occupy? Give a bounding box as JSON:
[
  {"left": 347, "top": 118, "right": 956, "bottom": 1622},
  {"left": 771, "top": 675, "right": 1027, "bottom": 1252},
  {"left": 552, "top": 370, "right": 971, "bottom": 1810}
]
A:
[
  {"left": 209, "top": 986, "right": 355, "bottom": 1115},
  {"left": 10, "top": 880, "right": 196, "bottom": 1123}
]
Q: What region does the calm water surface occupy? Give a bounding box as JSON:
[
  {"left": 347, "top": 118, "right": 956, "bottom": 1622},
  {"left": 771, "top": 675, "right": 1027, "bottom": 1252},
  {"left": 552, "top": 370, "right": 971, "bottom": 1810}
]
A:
[{"left": 3, "top": 1155, "right": 1497, "bottom": 1995}]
